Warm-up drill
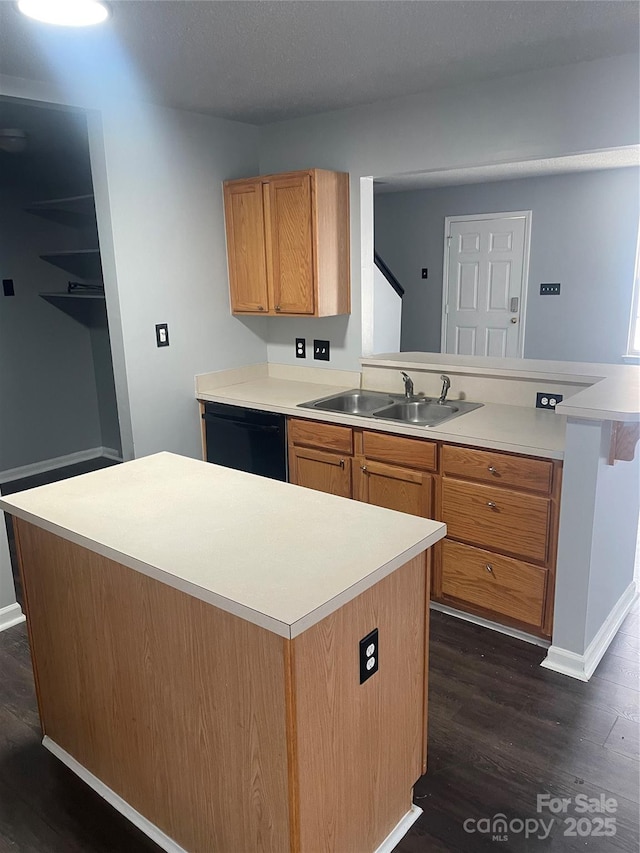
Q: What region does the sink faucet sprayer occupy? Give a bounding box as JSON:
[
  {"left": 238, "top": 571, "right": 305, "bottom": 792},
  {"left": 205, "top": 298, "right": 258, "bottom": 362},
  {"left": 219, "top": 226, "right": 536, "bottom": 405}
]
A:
[
  {"left": 438, "top": 375, "right": 451, "bottom": 405},
  {"left": 401, "top": 371, "right": 414, "bottom": 400}
]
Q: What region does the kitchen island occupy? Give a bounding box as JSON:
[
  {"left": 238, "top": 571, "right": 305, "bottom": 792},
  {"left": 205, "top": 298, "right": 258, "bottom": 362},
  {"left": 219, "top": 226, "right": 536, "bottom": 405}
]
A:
[{"left": 0, "top": 452, "right": 445, "bottom": 853}]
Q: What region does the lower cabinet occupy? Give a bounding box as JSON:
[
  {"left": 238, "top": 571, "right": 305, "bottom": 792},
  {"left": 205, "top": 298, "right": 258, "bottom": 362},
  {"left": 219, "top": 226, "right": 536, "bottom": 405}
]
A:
[
  {"left": 289, "top": 445, "right": 352, "bottom": 498},
  {"left": 439, "top": 539, "right": 547, "bottom": 629},
  {"left": 287, "top": 415, "right": 561, "bottom": 638},
  {"left": 354, "top": 461, "right": 433, "bottom": 517}
]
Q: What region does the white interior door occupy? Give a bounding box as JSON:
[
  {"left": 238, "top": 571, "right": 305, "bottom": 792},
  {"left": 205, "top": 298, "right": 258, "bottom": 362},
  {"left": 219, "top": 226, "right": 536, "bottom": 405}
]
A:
[{"left": 442, "top": 212, "right": 530, "bottom": 357}]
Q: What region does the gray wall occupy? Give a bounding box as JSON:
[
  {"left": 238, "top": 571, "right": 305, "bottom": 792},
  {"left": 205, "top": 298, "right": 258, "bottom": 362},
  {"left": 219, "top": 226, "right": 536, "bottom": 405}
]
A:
[
  {"left": 259, "top": 53, "right": 640, "bottom": 369},
  {"left": 90, "top": 103, "right": 266, "bottom": 461},
  {"left": 375, "top": 167, "right": 640, "bottom": 363},
  {"left": 553, "top": 418, "right": 639, "bottom": 656},
  {"left": 0, "top": 186, "right": 103, "bottom": 472}
]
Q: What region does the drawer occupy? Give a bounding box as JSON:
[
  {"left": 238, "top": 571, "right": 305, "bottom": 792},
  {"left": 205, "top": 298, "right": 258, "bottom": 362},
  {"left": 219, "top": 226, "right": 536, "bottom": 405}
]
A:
[
  {"left": 441, "top": 478, "right": 551, "bottom": 564},
  {"left": 442, "top": 444, "right": 553, "bottom": 494},
  {"left": 288, "top": 418, "right": 353, "bottom": 454},
  {"left": 441, "top": 539, "right": 547, "bottom": 628},
  {"left": 362, "top": 431, "right": 437, "bottom": 472}
]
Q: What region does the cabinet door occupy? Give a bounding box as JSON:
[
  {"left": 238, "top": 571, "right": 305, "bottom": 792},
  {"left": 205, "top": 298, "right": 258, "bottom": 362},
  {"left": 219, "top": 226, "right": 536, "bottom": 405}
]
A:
[
  {"left": 223, "top": 179, "right": 269, "bottom": 313},
  {"left": 357, "top": 459, "right": 432, "bottom": 518},
  {"left": 264, "top": 174, "right": 315, "bottom": 314},
  {"left": 289, "top": 446, "right": 351, "bottom": 498}
]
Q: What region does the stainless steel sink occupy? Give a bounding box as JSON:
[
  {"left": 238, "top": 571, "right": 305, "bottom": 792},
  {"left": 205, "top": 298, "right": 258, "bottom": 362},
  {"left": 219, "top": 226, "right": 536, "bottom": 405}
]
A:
[
  {"left": 371, "top": 400, "right": 459, "bottom": 425},
  {"left": 298, "top": 389, "right": 483, "bottom": 426},
  {"left": 300, "top": 389, "right": 396, "bottom": 415}
]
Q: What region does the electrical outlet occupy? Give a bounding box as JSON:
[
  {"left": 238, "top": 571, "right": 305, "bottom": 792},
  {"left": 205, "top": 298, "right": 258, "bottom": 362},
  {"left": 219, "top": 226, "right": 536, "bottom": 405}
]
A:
[
  {"left": 313, "top": 339, "right": 330, "bottom": 361},
  {"left": 536, "top": 392, "right": 563, "bottom": 410},
  {"left": 155, "top": 323, "right": 170, "bottom": 347},
  {"left": 3, "top": 279, "right": 14, "bottom": 296},
  {"left": 359, "top": 628, "right": 379, "bottom": 684},
  {"left": 295, "top": 337, "right": 306, "bottom": 358},
  {"left": 540, "top": 283, "right": 561, "bottom": 295}
]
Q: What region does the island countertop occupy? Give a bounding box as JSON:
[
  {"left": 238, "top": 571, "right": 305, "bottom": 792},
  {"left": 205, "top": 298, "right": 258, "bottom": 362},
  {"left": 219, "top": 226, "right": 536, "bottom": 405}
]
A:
[{"left": 0, "top": 452, "right": 445, "bottom": 638}]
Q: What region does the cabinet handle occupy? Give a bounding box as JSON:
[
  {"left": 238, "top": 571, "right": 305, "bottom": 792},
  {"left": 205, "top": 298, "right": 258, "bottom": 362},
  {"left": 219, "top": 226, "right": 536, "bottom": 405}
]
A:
[
  {"left": 339, "top": 459, "right": 345, "bottom": 468},
  {"left": 257, "top": 305, "right": 264, "bottom": 311},
  {"left": 486, "top": 501, "right": 497, "bottom": 509},
  {"left": 488, "top": 465, "right": 498, "bottom": 475},
  {"left": 360, "top": 465, "right": 368, "bottom": 472},
  {"left": 275, "top": 305, "right": 281, "bottom": 312},
  {"left": 486, "top": 564, "right": 494, "bottom": 574}
]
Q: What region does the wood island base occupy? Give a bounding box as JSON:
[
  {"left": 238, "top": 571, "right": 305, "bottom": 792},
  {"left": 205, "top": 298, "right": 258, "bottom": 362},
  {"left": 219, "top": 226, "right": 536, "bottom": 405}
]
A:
[{"left": 15, "top": 519, "right": 432, "bottom": 853}]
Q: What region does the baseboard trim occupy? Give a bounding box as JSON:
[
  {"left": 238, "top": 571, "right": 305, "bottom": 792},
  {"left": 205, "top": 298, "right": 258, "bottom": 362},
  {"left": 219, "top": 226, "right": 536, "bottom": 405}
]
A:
[
  {"left": 430, "top": 601, "right": 550, "bottom": 648},
  {"left": 373, "top": 804, "right": 423, "bottom": 853},
  {"left": 0, "top": 602, "right": 25, "bottom": 632},
  {"left": 0, "top": 447, "right": 122, "bottom": 484},
  {"left": 42, "top": 737, "right": 187, "bottom": 853},
  {"left": 541, "top": 581, "right": 638, "bottom": 681},
  {"left": 44, "top": 734, "right": 417, "bottom": 852}
]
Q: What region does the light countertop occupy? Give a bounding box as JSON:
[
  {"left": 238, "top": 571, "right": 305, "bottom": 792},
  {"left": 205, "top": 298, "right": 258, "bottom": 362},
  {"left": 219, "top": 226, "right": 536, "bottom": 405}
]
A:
[
  {"left": 197, "top": 376, "right": 567, "bottom": 459},
  {"left": 0, "top": 452, "right": 444, "bottom": 639}
]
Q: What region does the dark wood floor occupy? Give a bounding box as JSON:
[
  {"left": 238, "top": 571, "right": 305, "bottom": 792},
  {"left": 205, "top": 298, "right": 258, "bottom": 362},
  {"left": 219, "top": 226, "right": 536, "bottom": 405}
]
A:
[{"left": 0, "top": 600, "right": 638, "bottom": 852}]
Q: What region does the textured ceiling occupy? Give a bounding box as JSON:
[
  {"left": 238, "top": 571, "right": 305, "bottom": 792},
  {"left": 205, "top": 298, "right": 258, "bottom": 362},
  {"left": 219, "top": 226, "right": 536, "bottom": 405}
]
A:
[{"left": 0, "top": 0, "right": 638, "bottom": 124}]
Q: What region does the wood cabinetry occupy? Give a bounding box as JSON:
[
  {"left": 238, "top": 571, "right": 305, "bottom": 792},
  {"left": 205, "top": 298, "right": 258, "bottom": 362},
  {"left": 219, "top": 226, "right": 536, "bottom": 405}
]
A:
[
  {"left": 223, "top": 169, "right": 350, "bottom": 317},
  {"left": 288, "top": 418, "right": 436, "bottom": 518},
  {"left": 287, "top": 414, "right": 561, "bottom": 638},
  {"left": 435, "top": 443, "right": 561, "bottom": 637}
]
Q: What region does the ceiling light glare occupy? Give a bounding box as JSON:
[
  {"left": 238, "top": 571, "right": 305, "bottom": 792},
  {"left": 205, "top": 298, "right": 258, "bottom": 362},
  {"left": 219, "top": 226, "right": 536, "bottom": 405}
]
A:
[{"left": 18, "top": 0, "right": 109, "bottom": 27}]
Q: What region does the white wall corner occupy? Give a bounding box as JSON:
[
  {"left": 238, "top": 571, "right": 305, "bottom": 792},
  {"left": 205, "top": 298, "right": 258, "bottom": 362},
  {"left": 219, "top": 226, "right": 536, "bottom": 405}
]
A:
[
  {"left": 541, "top": 580, "right": 637, "bottom": 681},
  {"left": 0, "top": 602, "right": 25, "bottom": 633},
  {"left": 360, "top": 177, "right": 375, "bottom": 356}
]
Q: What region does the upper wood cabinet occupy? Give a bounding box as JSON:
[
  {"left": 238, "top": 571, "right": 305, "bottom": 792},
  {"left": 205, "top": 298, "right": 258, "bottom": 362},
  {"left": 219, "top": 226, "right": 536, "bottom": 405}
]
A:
[{"left": 223, "top": 169, "right": 350, "bottom": 317}]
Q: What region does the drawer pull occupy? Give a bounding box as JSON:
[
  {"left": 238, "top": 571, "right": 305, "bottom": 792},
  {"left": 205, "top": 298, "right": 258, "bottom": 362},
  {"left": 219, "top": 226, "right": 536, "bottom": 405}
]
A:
[
  {"left": 360, "top": 465, "right": 368, "bottom": 472},
  {"left": 485, "top": 564, "right": 494, "bottom": 574},
  {"left": 488, "top": 465, "right": 498, "bottom": 475},
  {"left": 486, "top": 501, "right": 497, "bottom": 509}
]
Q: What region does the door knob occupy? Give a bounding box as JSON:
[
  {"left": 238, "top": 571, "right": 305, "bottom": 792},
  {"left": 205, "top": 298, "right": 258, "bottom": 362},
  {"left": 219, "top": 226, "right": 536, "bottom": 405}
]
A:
[{"left": 510, "top": 317, "right": 518, "bottom": 324}]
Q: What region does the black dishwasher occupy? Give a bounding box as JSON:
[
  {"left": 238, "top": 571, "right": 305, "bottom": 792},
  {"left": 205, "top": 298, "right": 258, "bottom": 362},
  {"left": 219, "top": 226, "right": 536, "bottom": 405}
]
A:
[{"left": 202, "top": 402, "right": 287, "bottom": 481}]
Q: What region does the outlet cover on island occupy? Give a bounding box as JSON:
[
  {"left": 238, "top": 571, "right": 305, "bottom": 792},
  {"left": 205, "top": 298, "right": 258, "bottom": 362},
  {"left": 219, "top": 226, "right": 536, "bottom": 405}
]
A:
[{"left": 313, "top": 339, "right": 330, "bottom": 361}]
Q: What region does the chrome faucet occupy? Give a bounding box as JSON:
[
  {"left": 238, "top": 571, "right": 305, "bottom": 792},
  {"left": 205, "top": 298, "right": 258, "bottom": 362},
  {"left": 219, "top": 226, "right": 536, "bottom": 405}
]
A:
[
  {"left": 438, "top": 374, "right": 451, "bottom": 405},
  {"left": 401, "top": 371, "right": 414, "bottom": 400}
]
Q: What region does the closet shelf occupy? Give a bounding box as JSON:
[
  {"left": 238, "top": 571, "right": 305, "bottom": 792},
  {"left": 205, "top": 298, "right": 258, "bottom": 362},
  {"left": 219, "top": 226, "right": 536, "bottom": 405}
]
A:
[
  {"left": 26, "top": 194, "right": 96, "bottom": 228},
  {"left": 39, "top": 249, "right": 103, "bottom": 281}
]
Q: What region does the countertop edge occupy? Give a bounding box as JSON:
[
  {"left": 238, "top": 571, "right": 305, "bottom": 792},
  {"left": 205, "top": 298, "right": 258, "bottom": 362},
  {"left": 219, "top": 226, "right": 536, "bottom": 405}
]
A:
[{"left": 3, "top": 501, "right": 444, "bottom": 639}]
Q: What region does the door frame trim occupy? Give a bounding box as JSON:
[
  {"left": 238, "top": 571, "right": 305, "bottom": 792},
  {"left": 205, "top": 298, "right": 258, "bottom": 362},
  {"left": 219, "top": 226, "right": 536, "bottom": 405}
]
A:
[{"left": 441, "top": 210, "right": 532, "bottom": 358}]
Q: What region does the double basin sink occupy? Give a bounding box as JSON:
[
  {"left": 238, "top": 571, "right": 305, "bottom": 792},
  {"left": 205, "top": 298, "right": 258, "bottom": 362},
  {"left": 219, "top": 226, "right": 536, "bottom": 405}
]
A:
[{"left": 299, "top": 389, "right": 482, "bottom": 427}]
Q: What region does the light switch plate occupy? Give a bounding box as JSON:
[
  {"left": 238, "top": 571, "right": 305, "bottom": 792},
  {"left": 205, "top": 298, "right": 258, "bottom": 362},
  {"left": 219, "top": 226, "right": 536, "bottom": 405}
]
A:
[{"left": 155, "top": 323, "right": 170, "bottom": 347}]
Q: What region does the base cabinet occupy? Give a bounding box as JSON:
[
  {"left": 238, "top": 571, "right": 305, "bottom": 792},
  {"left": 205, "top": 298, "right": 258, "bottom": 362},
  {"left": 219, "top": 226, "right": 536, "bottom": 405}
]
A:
[
  {"left": 289, "top": 445, "right": 352, "bottom": 498},
  {"left": 287, "top": 415, "right": 561, "bottom": 638}
]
